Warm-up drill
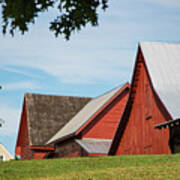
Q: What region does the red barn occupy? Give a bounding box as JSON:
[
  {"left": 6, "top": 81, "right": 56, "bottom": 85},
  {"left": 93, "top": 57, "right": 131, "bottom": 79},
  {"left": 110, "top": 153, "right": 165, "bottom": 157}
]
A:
[
  {"left": 15, "top": 94, "right": 91, "bottom": 160},
  {"left": 109, "top": 42, "right": 180, "bottom": 155},
  {"left": 47, "top": 83, "right": 129, "bottom": 158},
  {"left": 16, "top": 83, "right": 129, "bottom": 160}
]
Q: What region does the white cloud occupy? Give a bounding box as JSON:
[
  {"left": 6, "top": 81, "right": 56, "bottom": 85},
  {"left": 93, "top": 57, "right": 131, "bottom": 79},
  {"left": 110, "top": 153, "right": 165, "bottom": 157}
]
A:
[
  {"left": 3, "top": 81, "right": 41, "bottom": 91},
  {"left": 1, "top": 48, "right": 133, "bottom": 85},
  {"left": 2, "top": 66, "right": 41, "bottom": 79}
]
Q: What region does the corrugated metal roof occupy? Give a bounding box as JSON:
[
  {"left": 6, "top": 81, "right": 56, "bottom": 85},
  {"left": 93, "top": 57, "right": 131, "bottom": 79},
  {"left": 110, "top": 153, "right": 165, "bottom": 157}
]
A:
[
  {"left": 140, "top": 42, "right": 180, "bottom": 119},
  {"left": 76, "top": 138, "right": 112, "bottom": 154},
  {"left": 47, "top": 85, "right": 125, "bottom": 144}
]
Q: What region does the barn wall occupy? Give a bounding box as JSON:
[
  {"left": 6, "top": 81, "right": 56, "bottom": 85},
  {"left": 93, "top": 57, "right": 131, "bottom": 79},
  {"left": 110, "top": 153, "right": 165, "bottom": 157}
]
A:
[
  {"left": 82, "top": 89, "right": 129, "bottom": 140},
  {"left": 52, "top": 140, "right": 88, "bottom": 158},
  {"left": 115, "top": 51, "right": 171, "bottom": 155},
  {"left": 88, "top": 153, "right": 107, "bottom": 156},
  {"left": 33, "top": 151, "right": 48, "bottom": 159},
  {"left": 15, "top": 102, "right": 33, "bottom": 160}
]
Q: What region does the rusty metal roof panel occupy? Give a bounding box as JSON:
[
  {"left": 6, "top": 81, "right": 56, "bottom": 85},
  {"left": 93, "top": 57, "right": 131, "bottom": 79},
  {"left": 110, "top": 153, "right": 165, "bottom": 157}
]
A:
[
  {"left": 76, "top": 138, "right": 112, "bottom": 154},
  {"left": 140, "top": 42, "right": 180, "bottom": 119}
]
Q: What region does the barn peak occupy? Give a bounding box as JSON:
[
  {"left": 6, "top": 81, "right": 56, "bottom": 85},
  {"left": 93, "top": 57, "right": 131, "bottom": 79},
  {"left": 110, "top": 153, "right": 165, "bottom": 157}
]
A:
[{"left": 139, "top": 41, "right": 180, "bottom": 119}]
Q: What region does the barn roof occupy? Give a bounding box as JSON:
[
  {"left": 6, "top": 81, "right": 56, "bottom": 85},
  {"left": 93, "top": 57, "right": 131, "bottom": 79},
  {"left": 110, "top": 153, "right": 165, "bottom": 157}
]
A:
[
  {"left": 140, "top": 42, "right": 180, "bottom": 119},
  {"left": 76, "top": 138, "right": 112, "bottom": 154},
  {"left": 25, "top": 93, "right": 91, "bottom": 146},
  {"left": 47, "top": 84, "right": 129, "bottom": 144}
]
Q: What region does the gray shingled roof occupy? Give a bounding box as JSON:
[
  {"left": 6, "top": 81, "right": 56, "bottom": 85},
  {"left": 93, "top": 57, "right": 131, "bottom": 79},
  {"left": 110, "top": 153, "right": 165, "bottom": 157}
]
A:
[
  {"left": 25, "top": 93, "right": 91, "bottom": 146},
  {"left": 140, "top": 42, "right": 180, "bottom": 119},
  {"left": 47, "top": 85, "right": 126, "bottom": 144},
  {"left": 76, "top": 138, "right": 112, "bottom": 154}
]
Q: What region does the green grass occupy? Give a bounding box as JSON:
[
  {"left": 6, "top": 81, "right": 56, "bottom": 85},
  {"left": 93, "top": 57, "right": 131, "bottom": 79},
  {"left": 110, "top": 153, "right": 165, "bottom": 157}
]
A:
[{"left": 1, "top": 154, "right": 180, "bottom": 180}]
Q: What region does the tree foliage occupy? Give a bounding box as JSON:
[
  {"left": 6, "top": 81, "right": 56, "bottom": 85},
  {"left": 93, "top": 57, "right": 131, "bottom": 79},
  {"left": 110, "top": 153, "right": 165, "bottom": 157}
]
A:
[{"left": 0, "top": 0, "right": 108, "bottom": 40}]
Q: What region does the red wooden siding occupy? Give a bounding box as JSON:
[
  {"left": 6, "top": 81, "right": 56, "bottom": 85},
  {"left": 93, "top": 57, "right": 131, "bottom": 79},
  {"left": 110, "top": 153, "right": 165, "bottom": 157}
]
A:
[
  {"left": 81, "top": 88, "right": 129, "bottom": 139},
  {"left": 33, "top": 151, "right": 48, "bottom": 159},
  {"left": 15, "top": 101, "right": 33, "bottom": 160},
  {"left": 112, "top": 49, "right": 171, "bottom": 155},
  {"left": 88, "top": 153, "right": 107, "bottom": 156},
  {"left": 29, "top": 146, "right": 54, "bottom": 150}
]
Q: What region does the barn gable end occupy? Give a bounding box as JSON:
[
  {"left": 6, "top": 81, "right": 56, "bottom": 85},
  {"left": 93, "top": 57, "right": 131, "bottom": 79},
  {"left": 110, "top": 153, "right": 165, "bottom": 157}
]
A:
[
  {"left": 15, "top": 94, "right": 91, "bottom": 160},
  {"left": 80, "top": 85, "right": 129, "bottom": 140},
  {"left": 109, "top": 44, "right": 172, "bottom": 155}
]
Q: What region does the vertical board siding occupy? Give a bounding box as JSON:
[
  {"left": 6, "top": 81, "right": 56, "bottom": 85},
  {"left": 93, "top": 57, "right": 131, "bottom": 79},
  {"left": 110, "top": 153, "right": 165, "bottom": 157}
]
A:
[
  {"left": 33, "top": 151, "right": 47, "bottom": 159},
  {"left": 15, "top": 102, "right": 33, "bottom": 160},
  {"left": 115, "top": 51, "right": 170, "bottom": 155},
  {"left": 82, "top": 90, "right": 129, "bottom": 139},
  {"left": 88, "top": 153, "right": 107, "bottom": 156}
]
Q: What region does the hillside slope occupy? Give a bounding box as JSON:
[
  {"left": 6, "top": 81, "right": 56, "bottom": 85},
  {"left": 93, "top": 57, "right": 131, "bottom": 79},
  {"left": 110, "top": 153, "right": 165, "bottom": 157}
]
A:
[{"left": 1, "top": 154, "right": 180, "bottom": 180}]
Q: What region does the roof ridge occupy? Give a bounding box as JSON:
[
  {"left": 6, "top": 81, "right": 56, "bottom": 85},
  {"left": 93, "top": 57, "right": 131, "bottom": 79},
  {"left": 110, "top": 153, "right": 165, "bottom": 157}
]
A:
[
  {"left": 25, "top": 93, "right": 92, "bottom": 99},
  {"left": 94, "top": 82, "right": 129, "bottom": 99}
]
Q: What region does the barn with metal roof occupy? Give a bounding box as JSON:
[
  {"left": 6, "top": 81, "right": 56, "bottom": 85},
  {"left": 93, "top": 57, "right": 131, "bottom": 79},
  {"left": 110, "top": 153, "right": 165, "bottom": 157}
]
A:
[
  {"left": 16, "top": 83, "right": 129, "bottom": 159},
  {"left": 109, "top": 42, "right": 180, "bottom": 155},
  {"left": 47, "top": 83, "right": 129, "bottom": 158}
]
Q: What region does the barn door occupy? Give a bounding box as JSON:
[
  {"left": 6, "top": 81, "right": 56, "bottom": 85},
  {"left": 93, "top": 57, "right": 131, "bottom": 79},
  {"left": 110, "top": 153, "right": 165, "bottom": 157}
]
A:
[
  {"left": 171, "top": 136, "right": 180, "bottom": 153},
  {"left": 170, "top": 126, "right": 180, "bottom": 153}
]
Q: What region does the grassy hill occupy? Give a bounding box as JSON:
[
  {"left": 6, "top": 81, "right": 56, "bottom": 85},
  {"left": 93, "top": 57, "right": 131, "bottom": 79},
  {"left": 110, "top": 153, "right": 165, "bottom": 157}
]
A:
[{"left": 1, "top": 154, "right": 180, "bottom": 180}]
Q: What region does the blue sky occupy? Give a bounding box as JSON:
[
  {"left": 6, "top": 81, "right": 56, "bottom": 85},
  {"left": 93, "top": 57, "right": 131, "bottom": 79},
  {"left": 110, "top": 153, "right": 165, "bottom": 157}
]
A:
[{"left": 0, "top": 0, "right": 180, "bottom": 155}]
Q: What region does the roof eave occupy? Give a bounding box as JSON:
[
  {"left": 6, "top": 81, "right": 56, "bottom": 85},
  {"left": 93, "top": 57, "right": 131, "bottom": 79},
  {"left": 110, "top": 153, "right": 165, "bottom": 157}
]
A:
[
  {"left": 155, "top": 118, "right": 180, "bottom": 129},
  {"left": 46, "top": 133, "right": 75, "bottom": 145}
]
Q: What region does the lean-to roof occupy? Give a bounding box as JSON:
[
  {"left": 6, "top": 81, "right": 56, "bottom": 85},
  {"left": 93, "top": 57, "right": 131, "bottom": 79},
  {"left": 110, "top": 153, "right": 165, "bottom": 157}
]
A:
[
  {"left": 47, "top": 84, "right": 128, "bottom": 144},
  {"left": 140, "top": 42, "right": 180, "bottom": 119},
  {"left": 76, "top": 138, "right": 112, "bottom": 154},
  {"left": 25, "top": 93, "right": 91, "bottom": 146}
]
